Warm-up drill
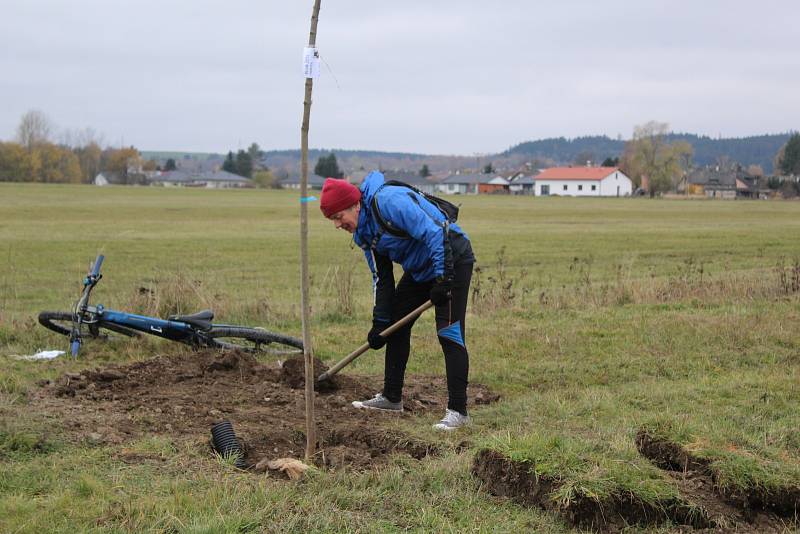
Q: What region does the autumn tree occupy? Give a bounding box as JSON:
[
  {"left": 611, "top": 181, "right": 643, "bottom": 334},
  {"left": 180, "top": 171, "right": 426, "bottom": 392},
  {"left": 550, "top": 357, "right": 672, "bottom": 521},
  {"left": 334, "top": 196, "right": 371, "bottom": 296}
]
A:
[
  {"left": 102, "top": 147, "right": 142, "bottom": 179},
  {"left": 252, "top": 169, "right": 276, "bottom": 188},
  {"left": 36, "top": 143, "right": 82, "bottom": 183},
  {"left": 620, "top": 121, "right": 693, "bottom": 196},
  {"left": 0, "top": 142, "right": 38, "bottom": 182}
]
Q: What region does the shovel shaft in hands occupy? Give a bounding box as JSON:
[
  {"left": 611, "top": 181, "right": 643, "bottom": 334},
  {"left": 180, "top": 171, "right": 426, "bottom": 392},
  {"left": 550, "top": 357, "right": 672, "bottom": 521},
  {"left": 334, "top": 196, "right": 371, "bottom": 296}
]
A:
[{"left": 317, "top": 300, "right": 434, "bottom": 382}]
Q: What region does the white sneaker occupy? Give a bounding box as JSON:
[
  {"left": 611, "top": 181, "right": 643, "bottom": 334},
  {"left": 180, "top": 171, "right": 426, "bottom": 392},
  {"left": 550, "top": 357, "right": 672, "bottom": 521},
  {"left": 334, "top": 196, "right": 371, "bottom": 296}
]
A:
[
  {"left": 433, "top": 409, "right": 470, "bottom": 431},
  {"left": 352, "top": 393, "right": 403, "bottom": 412}
]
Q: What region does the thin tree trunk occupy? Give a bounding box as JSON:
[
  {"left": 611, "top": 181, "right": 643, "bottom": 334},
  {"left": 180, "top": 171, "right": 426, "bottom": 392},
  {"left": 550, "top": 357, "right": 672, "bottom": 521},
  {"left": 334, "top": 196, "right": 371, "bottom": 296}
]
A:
[{"left": 300, "top": 0, "right": 322, "bottom": 463}]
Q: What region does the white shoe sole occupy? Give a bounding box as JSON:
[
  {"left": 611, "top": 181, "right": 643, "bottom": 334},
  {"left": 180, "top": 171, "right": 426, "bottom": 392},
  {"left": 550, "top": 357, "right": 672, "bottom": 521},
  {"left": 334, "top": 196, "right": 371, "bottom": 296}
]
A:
[{"left": 351, "top": 400, "right": 403, "bottom": 412}]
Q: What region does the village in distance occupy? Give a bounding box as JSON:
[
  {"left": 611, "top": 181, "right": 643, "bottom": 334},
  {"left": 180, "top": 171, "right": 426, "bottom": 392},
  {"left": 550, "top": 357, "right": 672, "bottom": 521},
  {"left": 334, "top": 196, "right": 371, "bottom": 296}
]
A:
[{"left": 2, "top": 110, "right": 799, "bottom": 200}]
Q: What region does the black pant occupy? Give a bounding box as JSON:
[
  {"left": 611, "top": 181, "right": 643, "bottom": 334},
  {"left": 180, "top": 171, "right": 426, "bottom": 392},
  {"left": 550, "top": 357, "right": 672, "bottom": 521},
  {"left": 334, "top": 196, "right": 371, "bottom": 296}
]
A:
[{"left": 382, "top": 261, "right": 473, "bottom": 415}]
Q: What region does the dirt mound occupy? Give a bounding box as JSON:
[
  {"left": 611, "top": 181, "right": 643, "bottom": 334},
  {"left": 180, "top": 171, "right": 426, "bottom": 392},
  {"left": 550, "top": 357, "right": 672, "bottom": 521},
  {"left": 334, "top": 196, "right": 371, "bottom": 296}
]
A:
[
  {"left": 279, "top": 355, "right": 339, "bottom": 392},
  {"left": 32, "top": 350, "right": 498, "bottom": 474}
]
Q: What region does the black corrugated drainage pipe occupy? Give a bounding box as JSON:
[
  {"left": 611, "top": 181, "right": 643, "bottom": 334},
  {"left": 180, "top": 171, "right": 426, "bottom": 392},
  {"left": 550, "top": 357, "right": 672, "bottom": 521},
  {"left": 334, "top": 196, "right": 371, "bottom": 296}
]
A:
[{"left": 210, "top": 420, "right": 248, "bottom": 469}]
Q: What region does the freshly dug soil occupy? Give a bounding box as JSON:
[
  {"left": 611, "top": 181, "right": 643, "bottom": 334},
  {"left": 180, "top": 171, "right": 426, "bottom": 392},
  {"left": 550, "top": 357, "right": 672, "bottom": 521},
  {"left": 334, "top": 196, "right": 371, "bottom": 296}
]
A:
[{"left": 31, "top": 350, "right": 499, "bottom": 472}]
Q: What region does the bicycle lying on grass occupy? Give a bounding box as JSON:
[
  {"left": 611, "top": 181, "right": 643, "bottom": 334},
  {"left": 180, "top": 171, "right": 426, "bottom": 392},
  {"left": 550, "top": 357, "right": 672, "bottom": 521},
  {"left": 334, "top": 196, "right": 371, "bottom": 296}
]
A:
[{"left": 38, "top": 255, "right": 304, "bottom": 357}]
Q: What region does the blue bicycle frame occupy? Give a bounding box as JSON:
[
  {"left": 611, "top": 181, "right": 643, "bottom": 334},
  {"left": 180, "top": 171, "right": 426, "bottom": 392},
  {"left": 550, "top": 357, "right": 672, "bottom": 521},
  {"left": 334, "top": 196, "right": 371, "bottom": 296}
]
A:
[
  {"left": 93, "top": 307, "right": 197, "bottom": 340},
  {"left": 69, "top": 255, "right": 207, "bottom": 356},
  {"left": 42, "top": 254, "right": 303, "bottom": 358}
]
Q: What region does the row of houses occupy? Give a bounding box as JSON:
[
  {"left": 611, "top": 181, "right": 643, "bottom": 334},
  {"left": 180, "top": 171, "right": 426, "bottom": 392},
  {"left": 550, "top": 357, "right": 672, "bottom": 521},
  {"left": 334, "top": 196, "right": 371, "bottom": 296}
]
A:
[
  {"left": 96, "top": 164, "right": 784, "bottom": 200},
  {"left": 683, "top": 165, "right": 774, "bottom": 199},
  {"left": 281, "top": 166, "right": 635, "bottom": 197},
  {"left": 94, "top": 170, "right": 253, "bottom": 188}
]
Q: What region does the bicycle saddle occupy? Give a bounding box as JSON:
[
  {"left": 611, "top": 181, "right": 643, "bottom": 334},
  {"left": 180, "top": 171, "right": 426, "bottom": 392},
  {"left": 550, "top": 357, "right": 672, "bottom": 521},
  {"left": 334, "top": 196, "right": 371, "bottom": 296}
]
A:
[{"left": 168, "top": 309, "right": 214, "bottom": 330}]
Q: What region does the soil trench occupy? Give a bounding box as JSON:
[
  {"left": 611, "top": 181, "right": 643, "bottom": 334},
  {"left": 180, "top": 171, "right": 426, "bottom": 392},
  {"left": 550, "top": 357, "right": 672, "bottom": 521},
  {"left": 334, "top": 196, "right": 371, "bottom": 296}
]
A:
[
  {"left": 471, "top": 449, "right": 710, "bottom": 532},
  {"left": 473, "top": 432, "right": 800, "bottom": 533},
  {"left": 636, "top": 429, "right": 799, "bottom": 533},
  {"left": 31, "top": 350, "right": 499, "bottom": 473}
]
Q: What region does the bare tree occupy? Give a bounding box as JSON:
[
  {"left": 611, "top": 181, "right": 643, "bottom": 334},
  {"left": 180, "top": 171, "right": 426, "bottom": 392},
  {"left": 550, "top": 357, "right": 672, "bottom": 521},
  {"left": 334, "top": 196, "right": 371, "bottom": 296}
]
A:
[
  {"left": 16, "top": 109, "right": 53, "bottom": 151},
  {"left": 620, "top": 121, "right": 692, "bottom": 196},
  {"left": 60, "top": 126, "right": 105, "bottom": 149},
  {"left": 747, "top": 164, "right": 764, "bottom": 178}
]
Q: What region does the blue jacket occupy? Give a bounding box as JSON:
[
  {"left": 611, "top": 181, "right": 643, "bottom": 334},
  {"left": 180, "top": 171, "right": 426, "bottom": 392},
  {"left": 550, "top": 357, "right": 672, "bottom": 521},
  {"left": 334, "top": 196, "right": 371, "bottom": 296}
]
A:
[{"left": 353, "top": 171, "right": 469, "bottom": 321}]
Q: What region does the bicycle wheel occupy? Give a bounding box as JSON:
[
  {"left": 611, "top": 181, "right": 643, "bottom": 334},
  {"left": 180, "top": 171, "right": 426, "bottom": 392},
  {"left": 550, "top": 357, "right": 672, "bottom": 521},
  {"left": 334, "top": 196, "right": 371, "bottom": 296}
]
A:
[
  {"left": 206, "top": 326, "right": 303, "bottom": 354},
  {"left": 38, "top": 311, "right": 140, "bottom": 339}
]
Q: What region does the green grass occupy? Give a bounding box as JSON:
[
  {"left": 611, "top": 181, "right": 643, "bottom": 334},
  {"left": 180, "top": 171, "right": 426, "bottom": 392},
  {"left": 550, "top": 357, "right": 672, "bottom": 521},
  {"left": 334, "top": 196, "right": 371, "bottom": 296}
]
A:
[{"left": 1, "top": 183, "right": 800, "bottom": 531}]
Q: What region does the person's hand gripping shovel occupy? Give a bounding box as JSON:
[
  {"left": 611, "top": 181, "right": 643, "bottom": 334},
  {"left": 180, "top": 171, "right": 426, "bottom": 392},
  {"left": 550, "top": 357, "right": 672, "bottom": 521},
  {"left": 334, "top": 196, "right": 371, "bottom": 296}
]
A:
[{"left": 317, "top": 300, "right": 434, "bottom": 383}]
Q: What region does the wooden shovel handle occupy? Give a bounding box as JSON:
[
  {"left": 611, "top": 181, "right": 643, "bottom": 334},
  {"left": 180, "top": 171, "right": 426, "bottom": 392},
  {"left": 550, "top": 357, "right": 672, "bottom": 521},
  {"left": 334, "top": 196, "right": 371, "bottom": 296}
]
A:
[{"left": 317, "top": 300, "right": 434, "bottom": 382}]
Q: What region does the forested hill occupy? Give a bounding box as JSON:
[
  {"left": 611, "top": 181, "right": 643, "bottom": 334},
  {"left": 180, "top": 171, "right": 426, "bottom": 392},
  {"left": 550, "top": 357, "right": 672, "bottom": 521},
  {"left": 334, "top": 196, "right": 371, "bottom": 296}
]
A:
[
  {"left": 258, "top": 133, "right": 792, "bottom": 175},
  {"left": 505, "top": 133, "right": 792, "bottom": 173}
]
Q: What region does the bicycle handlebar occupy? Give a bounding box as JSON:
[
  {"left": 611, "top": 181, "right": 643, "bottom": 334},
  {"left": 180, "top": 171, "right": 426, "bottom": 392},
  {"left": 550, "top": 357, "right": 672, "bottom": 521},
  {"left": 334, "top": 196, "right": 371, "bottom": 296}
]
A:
[{"left": 91, "top": 255, "right": 105, "bottom": 277}]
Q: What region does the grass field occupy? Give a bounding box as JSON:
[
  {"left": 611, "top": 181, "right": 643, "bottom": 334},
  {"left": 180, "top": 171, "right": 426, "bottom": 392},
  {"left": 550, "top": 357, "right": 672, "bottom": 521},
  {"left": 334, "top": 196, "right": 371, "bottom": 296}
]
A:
[{"left": 1, "top": 183, "right": 800, "bottom": 532}]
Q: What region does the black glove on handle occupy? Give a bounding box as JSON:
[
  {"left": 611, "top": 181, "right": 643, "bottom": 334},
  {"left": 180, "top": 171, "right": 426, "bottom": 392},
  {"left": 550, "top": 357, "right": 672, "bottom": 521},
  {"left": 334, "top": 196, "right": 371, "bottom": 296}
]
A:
[
  {"left": 367, "top": 320, "right": 390, "bottom": 350},
  {"left": 429, "top": 277, "right": 452, "bottom": 306}
]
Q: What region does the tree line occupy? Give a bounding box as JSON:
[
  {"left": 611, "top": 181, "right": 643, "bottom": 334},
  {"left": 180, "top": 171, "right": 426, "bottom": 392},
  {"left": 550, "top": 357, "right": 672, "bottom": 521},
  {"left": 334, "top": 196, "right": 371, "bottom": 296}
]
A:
[
  {"left": 506, "top": 131, "right": 794, "bottom": 175},
  {"left": 616, "top": 122, "right": 799, "bottom": 196},
  {"left": 0, "top": 110, "right": 153, "bottom": 184}
]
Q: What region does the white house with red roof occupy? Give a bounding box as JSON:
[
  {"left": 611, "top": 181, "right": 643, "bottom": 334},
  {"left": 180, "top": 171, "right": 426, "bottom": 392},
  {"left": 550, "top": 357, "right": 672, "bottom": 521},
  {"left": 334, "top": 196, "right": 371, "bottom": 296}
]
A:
[{"left": 534, "top": 166, "right": 632, "bottom": 197}]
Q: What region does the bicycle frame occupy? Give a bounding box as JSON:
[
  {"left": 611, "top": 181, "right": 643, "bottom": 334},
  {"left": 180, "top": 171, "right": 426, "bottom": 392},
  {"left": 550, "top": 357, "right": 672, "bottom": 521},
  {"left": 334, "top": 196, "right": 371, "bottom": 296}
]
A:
[
  {"left": 48, "top": 255, "right": 303, "bottom": 358},
  {"left": 70, "top": 255, "right": 205, "bottom": 356},
  {"left": 87, "top": 306, "right": 198, "bottom": 340}
]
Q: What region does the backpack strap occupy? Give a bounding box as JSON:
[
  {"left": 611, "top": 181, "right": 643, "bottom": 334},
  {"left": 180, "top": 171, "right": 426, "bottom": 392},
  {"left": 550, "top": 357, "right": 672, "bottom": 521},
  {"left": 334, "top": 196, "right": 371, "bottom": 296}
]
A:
[
  {"left": 368, "top": 182, "right": 455, "bottom": 279},
  {"left": 370, "top": 183, "right": 411, "bottom": 241}
]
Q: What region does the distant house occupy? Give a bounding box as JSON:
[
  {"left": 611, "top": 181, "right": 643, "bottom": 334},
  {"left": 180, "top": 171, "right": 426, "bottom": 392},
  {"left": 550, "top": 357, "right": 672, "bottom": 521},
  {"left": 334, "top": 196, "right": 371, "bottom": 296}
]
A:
[
  {"left": 198, "top": 170, "right": 253, "bottom": 188},
  {"left": 150, "top": 170, "right": 252, "bottom": 188},
  {"left": 94, "top": 171, "right": 148, "bottom": 186},
  {"left": 535, "top": 166, "right": 632, "bottom": 197},
  {"left": 508, "top": 175, "right": 536, "bottom": 195},
  {"left": 439, "top": 174, "right": 509, "bottom": 195},
  {"left": 278, "top": 173, "right": 327, "bottom": 190},
  {"left": 149, "top": 170, "right": 192, "bottom": 186},
  {"left": 686, "top": 166, "right": 760, "bottom": 199}
]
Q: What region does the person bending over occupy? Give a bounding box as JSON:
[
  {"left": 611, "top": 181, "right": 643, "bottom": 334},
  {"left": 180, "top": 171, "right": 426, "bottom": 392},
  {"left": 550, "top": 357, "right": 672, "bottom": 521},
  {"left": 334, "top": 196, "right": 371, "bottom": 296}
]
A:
[{"left": 319, "top": 171, "right": 475, "bottom": 431}]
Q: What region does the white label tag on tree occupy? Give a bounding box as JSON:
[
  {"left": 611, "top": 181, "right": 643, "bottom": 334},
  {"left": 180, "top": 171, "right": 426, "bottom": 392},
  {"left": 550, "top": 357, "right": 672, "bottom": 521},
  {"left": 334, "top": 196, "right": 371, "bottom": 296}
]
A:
[{"left": 303, "top": 47, "right": 320, "bottom": 79}]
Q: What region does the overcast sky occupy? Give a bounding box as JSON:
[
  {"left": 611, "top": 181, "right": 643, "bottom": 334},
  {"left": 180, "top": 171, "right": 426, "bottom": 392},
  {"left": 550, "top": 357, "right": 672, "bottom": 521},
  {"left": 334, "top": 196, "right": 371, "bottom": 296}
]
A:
[{"left": 1, "top": 1, "right": 797, "bottom": 155}]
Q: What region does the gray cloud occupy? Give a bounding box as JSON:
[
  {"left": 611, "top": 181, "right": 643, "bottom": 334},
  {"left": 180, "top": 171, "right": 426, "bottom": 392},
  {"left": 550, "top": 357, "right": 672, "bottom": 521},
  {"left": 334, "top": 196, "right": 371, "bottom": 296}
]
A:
[{"left": 1, "top": 0, "right": 797, "bottom": 154}]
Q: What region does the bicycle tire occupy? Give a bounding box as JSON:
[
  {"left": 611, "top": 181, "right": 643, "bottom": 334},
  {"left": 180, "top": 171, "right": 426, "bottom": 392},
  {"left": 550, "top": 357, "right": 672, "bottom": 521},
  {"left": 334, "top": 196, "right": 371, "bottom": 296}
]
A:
[
  {"left": 206, "top": 326, "right": 303, "bottom": 354},
  {"left": 38, "top": 311, "right": 140, "bottom": 339}
]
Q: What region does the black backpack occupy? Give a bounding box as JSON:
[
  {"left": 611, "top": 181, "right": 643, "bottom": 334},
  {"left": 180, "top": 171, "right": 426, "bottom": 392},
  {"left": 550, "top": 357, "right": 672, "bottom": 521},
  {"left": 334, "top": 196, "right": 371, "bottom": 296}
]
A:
[{"left": 370, "top": 180, "right": 459, "bottom": 239}]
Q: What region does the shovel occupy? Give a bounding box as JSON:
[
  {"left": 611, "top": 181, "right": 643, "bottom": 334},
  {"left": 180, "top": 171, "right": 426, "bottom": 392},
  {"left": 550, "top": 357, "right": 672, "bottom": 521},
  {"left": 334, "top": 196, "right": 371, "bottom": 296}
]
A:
[{"left": 317, "top": 300, "right": 434, "bottom": 383}]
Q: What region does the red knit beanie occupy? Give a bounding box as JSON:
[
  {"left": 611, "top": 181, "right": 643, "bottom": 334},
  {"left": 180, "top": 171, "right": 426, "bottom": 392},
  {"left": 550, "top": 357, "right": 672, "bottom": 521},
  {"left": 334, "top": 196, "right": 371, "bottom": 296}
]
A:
[{"left": 320, "top": 178, "right": 361, "bottom": 218}]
